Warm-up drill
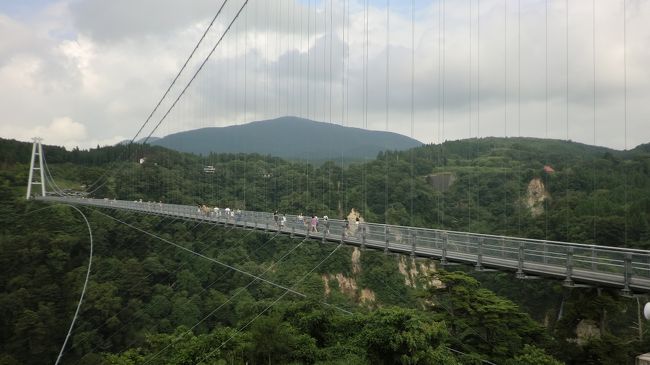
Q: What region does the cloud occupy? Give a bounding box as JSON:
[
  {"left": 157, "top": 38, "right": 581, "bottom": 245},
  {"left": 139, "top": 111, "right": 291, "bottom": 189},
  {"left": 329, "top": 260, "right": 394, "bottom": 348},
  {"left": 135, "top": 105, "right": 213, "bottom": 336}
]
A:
[
  {"left": 69, "top": 0, "right": 216, "bottom": 43},
  {"left": 0, "top": 0, "right": 648, "bottom": 152},
  {"left": 0, "top": 116, "right": 125, "bottom": 149}
]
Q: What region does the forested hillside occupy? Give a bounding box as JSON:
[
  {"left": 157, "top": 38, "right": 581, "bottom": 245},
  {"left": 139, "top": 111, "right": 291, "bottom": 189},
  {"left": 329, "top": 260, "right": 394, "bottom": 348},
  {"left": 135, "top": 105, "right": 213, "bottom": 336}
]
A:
[
  {"left": 9, "top": 135, "right": 647, "bottom": 248},
  {"left": 1, "top": 136, "right": 649, "bottom": 364},
  {"left": 149, "top": 116, "right": 423, "bottom": 161}
]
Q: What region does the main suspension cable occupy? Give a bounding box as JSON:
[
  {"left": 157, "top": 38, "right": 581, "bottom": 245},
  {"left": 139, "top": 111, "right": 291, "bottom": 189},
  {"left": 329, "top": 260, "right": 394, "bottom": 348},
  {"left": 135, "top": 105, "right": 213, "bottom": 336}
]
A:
[{"left": 84, "top": 0, "right": 231, "bottom": 194}]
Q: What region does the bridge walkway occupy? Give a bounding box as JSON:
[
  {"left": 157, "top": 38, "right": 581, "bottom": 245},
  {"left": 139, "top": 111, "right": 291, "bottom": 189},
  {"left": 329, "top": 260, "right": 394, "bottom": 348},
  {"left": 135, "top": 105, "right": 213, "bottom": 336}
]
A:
[{"left": 37, "top": 196, "right": 650, "bottom": 293}]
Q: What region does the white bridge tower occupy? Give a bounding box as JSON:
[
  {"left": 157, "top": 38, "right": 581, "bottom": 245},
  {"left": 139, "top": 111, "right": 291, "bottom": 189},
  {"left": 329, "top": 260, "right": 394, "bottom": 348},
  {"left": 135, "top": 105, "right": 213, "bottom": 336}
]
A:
[{"left": 26, "top": 137, "right": 46, "bottom": 199}]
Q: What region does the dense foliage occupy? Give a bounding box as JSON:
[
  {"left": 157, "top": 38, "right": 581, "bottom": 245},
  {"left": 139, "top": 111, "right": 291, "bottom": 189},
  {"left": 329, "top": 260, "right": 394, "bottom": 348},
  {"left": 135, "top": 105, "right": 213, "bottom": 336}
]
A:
[
  {"left": 7, "top": 136, "right": 647, "bottom": 248},
  {"left": 1, "top": 136, "right": 649, "bottom": 364}
]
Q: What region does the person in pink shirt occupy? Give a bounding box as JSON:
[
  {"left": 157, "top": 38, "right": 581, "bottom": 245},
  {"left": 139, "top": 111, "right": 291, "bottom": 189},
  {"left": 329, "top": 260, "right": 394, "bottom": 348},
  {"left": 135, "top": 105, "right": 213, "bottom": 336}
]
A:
[{"left": 310, "top": 215, "right": 319, "bottom": 232}]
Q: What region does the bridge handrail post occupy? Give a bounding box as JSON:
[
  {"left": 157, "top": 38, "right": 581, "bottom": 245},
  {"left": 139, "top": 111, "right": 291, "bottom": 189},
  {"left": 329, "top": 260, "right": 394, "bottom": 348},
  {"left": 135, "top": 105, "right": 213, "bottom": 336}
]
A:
[
  {"left": 291, "top": 226, "right": 295, "bottom": 238},
  {"left": 441, "top": 232, "right": 448, "bottom": 265},
  {"left": 322, "top": 228, "right": 326, "bottom": 245},
  {"left": 384, "top": 226, "right": 389, "bottom": 254},
  {"left": 623, "top": 253, "right": 633, "bottom": 295},
  {"left": 516, "top": 242, "right": 526, "bottom": 279},
  {"left": 384, "top": 224, "right": 388, "bottom": 244},
  {"left": 592, "top": 246, "right": 597, "bottom": 271},
  {"left": 564, "top": 247, "right": 574, "bottom": 286},
  {"left": 410, "top": 230, "right": 416, "bottom": 258},
  {"left": 475, "top": 238, "right": 484, "bottom": 271},
  {"left": 543, "top": 240, "right": 548, "bottom": 264},
  {"left": 361, "top": 226, "right": 367, "bottom": 250}
]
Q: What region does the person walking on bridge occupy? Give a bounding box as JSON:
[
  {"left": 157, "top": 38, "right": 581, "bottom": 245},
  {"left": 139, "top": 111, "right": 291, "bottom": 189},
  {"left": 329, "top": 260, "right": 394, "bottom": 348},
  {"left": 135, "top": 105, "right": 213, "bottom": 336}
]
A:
[
  {"left": 323, "top": 215, "right": 330, "bottom": 234},
  {"left": 310, "top": 215, "right": 319, "bottom": 233}
]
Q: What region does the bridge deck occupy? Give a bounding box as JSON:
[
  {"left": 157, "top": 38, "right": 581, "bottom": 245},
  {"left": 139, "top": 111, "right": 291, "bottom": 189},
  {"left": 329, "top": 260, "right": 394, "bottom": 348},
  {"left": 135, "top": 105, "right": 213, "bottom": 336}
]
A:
[{"left": 37, "top": 196, "right": 650, "bottom": 293}]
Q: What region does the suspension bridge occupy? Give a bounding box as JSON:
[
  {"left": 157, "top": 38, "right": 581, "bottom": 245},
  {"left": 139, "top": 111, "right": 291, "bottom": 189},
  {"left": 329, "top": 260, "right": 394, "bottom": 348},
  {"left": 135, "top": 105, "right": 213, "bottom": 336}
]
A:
[
  {"left": 19, "top": 0, "right": 650, "bottom": 361},
  {"left": 25, "top": 0, "right": 649, "bottom": 293},
  {"left": 32, "top": 195, "right": 650, "bottom": 294}
]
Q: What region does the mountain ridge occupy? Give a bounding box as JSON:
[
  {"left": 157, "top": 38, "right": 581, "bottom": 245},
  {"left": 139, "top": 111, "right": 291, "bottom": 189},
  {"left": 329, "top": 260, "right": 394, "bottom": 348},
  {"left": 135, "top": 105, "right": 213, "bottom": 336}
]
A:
[{"left": 149, "top": 116, "right": 423, "bottom": 160}]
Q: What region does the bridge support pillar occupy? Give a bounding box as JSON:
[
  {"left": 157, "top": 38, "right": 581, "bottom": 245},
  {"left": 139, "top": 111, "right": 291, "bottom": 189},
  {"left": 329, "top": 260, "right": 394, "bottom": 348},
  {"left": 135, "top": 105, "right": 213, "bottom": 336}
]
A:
[
  {"left": 564, "top": 247, "right": 574, "bottom": 287},
  {"left": 475, "top": 238, "right": 484, "bottom": 271},
  {"left": 622, "top": 253, "right": 633, "bottom": 296},
  {"left": 516, "top": 242, "right": 526, "bottom": 279},
  {"left": 25, "top": 137, "right": 46, "bottom": 199}
]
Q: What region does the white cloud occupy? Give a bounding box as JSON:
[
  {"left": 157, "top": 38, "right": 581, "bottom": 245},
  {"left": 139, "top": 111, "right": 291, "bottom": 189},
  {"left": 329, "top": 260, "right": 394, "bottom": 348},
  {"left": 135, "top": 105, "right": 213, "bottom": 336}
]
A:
[
  {"left": 0, "top": 116, "right": 124, "bottom": 149},
  {"left": 0, "top": 0, "right": 648, "bottom": 151}
]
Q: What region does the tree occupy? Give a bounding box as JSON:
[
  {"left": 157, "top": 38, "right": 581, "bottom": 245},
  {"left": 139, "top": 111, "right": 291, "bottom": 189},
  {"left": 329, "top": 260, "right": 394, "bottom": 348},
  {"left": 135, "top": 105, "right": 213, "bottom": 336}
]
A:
[
  {"left": 505, "top": 345, "right": 564, "bottom": 365},
  {"left": 427, "top": 271, "right": 547, "bottom": 362},
  {"left": 247, "top": 312, "right": 317, "bottom": 364},
  {"left": 357, "top": 307, "right": 451, "bottom": 365}
]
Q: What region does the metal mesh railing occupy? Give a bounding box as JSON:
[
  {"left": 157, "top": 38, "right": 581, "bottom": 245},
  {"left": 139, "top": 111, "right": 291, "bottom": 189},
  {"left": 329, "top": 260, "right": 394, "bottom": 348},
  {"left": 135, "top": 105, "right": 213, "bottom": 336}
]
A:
[{"left": 38, "top": 196, "right": 650, "bottom": 291}]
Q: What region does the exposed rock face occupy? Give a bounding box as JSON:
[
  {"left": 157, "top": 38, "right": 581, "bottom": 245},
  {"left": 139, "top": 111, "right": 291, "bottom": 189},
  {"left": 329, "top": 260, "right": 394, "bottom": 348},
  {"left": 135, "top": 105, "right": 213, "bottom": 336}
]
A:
[
  {"left": 346, "top": 209, "right": 364, "bottom": 237},
  {"left": 425, "top": 172, "right": 456, "bottom": 192},
  {"left": 398, "top": 256, "right": 444, "bottom": 289},
  {"left": 333, "top": 273, "right": 358, "bottom": 296},
  {"left": 321, "top": 273, "right": 376, "bottom": 305},
  {"left": 321, "top": 244, "right": 443, "bottom": 306},
  {"left": 526, "top": 177, "right": 550, "bottom": 217},
  {"left": 346, "top": 208, "right": 364, "bottom": 223},
  {"left": 420, "top": 262, "right": 445, "bottom": 289},
  {"left": 398, "top": 256, "right": 412, "bottom": 286},
  {"left": 321, "top": 274, "right": 331, "bottom": 296},
  {"left": 351, "top": 247, "right": 361, "bottom": 275},
  {"left": 360, "top": 289, "right": 376, "bottom": 303},
  {"left": 569, "top": 319, "right": 601, "bottom": 346},
  {"left": 321, "top": 246, "right": 376, "bottom": 305}
]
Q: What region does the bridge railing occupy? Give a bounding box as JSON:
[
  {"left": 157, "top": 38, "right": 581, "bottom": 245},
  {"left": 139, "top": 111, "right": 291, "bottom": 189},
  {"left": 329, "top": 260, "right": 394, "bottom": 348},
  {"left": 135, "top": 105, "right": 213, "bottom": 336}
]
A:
[{"left": 37, "top": 196, "right": 650, "bottom": 290}]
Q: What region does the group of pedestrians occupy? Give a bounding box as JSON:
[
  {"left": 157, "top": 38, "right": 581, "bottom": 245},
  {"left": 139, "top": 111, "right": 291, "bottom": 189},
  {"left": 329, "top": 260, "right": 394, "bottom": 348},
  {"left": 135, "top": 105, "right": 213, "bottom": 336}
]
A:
[
  {"left": 197, "top": 205, "right": 242, "bottom": 221},
  {"left": 293, "top": 212, "right": 331, "bottom": 233},
  {"left": 196, "top": 204, "right": 362, "bottom": 238},
  {"left": 266, "top": 211, "right": 336, "bottom": 234},
  {"left": 273, "top": 211, "right": 288, "bottom": 229}
]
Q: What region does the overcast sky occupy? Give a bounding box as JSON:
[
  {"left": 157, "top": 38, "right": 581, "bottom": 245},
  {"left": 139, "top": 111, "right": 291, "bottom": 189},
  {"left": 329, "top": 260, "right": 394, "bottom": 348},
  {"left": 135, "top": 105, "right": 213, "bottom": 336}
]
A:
[{"left": 0, "top": 0, "right": 648, "bottom": 150}]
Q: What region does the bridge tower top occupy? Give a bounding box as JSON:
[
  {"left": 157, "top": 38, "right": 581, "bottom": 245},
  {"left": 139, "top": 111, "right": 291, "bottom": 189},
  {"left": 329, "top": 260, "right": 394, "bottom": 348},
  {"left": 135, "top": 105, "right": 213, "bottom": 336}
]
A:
[{"left": 26, "top": 137, "right": 45, "bottom": 199}]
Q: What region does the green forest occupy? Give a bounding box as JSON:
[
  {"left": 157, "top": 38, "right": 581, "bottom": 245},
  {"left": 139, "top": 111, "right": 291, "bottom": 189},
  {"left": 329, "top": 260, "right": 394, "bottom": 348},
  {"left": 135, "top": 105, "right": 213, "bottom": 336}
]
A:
[{"left": 1, "top": 136, "right": 650, "bottom": 364}]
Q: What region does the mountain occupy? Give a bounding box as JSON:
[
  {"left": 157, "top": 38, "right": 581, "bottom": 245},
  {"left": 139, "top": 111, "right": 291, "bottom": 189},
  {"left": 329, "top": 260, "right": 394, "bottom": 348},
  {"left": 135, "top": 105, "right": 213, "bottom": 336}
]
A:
[
  {"left": 150, "top": 116, "right": 423, "bottom": 160},
  {"left": 118, "top": 136, "right": 161, "bottom": 145}
]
